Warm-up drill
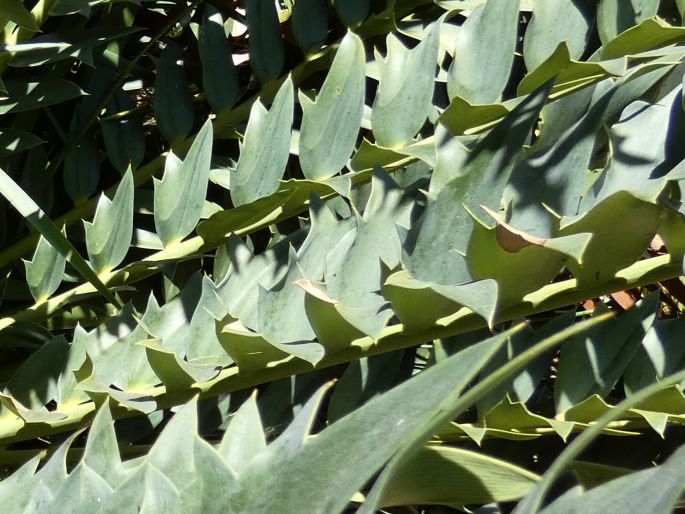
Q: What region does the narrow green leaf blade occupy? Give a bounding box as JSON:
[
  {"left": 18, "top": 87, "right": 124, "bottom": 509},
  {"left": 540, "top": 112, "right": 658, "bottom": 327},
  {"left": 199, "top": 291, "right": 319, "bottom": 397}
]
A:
[
  {"left": 245, "top": 0, "right": 285, "bottom": 84},
  {"left": 0, "top": 77, "right": 84, "bottom": 114},
  {"left": 199, "top": 5, "right": 239, "bottom": 113},
  {"left": 152, "top": 41, "right": 194, "bottom": 144},
  {"left": 292, "top": 0, "right": 328, "bottom": 54},
  {"left": 0, "top": 128, "right": 44, "bottom": 158}
]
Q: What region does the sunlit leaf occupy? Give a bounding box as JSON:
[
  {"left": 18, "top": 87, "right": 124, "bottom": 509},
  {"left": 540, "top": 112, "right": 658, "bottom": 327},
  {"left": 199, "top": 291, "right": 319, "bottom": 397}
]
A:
[
  {"left": 299, "top": 31, "right": 365, "bottom": 180},
  {"left": 85, "top": 169, "right": 134, "bottom": 273},
  {"left": 231, "top": 77, "right": 293, "bottom": 206},
  {"left": 447, "top": 0, "right": 520, "bottom": 103},
  {"left": 154, "top": 119, "right": 213, "bottom": 246}
]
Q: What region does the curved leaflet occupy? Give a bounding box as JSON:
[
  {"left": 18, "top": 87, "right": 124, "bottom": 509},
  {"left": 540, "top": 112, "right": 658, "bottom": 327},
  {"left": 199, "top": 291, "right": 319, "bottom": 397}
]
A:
[
  {"left": 84, "top": 169, "right": 134, "bottom": 274},
  {"left": 154, "top": 119, "right": 213, "bottom": 246},
  {"left": 231, "top": 77, "right": 294, "bottom": 207},
  {"left": 298, "top": 31, "right": 365, "bottom": 180}
]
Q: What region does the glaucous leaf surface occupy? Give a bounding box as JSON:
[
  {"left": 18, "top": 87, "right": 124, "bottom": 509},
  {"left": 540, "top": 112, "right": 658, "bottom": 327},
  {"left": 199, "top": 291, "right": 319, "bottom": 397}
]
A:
[
  {"left": 299, "top": 31, "right": 365, "bottom": 180},
  {"left": 154, "top": 119, "right": 213, "bottom": 246},
  {"left": 447, "top": 0, "right": 520, "bottom": 103}
]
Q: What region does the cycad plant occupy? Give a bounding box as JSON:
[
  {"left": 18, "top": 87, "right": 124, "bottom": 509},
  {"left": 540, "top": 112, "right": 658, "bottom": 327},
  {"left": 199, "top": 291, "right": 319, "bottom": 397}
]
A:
[{"left": 1, "top": 0, "right": 685, "bottom": 512}]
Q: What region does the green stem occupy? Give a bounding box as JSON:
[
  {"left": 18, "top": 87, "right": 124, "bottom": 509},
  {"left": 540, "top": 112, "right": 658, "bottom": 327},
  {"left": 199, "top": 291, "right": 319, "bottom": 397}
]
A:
[
  {"left": 0, "top": 159, "right": 409, "bottom": 327},
  {"left": 515, "top": 367, "right": 685, "bottom": 513},
  {"left": 436, "top": 417, "right": 664, "bottom": 441},
  {"left": 0, "top": 253, "right": 680, "bottom": 447}
]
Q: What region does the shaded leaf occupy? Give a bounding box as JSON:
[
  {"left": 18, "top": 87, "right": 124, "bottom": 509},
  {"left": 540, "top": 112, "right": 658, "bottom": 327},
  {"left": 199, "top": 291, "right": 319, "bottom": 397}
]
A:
[
  {"left": 406, "top": 80, "right": 551, "bottom": 285},
  {"left": 380, "top": 445, "right": 539, "bottom": 508},
  {"left": 246, "top": 0, "right": 284, "bottom": 84},
  {"left": 0, "top": 128, "right": 44, "bottom": 158},
  {"left": 555, "top": 295, "right": 658, "bottom": 414},
  {"left": 0, "top": 0, "right": 39, "bottom": 31},
  {"left": 292, "top": 0, "right": 328, "bottom": 54},
  {"left": 152, "top": 41, "right": 194, "bottom": 144},
  {"left": 332, "top": 0, "right": 369, "bottom": 27},
  {"left": 100, "top": 90, "right": 145, "bottom": 173},
  {"left": 539, "top": 445, "right": 685, "bottom": 514},
  {"left": 597, "top": 0, "right": 659, "bottom": 45},
  {"left": 327, "top": 351, "right": 405, "bottom": 422},
  {"left": 523, "top": 0, "right": 591, "bottom": 70},
  {"left": 63, "top": 134, "right": 101, "bottom": 204},
  {"left": 0, "top": 77, "right": 84, "bottom": 114},
  {"left": 199, "top": 5, "right": 239, "bottom": 113}
]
